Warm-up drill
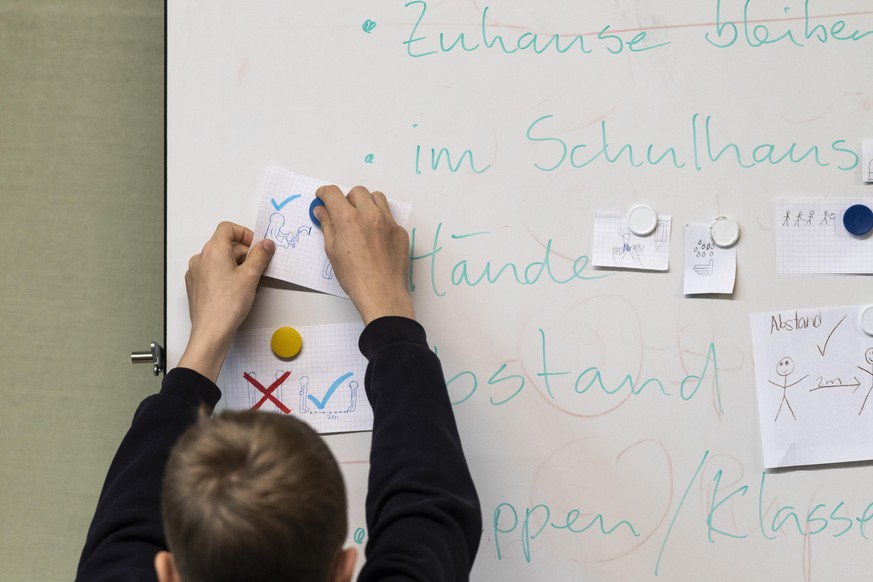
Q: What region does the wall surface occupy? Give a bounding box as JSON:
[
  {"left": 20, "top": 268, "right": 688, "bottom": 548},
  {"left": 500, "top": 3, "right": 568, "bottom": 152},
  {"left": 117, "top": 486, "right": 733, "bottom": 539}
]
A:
[{"left": 0, "top": 2, "right": 164, "bottom": 579}]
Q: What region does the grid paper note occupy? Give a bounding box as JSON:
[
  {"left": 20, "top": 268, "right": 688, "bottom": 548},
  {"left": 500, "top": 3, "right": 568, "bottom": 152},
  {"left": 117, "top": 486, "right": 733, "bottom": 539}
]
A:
[
  {"left": 592, "top": 210, "right": 672, "bottom": 271},
  {"left": 218, "top": 323, "right": 372, "bottom": 434},
  {"left": 251, "top": 166, "right": 413, "bottom": 297},
  {"left": 774, "top": 198, "right": 873, "bottom": 274}
]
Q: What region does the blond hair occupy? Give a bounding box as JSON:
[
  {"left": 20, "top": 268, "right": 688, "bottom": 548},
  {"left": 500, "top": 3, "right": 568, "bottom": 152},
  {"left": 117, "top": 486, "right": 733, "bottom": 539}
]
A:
[{"left": 161, "top": 409, "right": 347, "bottom": 582}]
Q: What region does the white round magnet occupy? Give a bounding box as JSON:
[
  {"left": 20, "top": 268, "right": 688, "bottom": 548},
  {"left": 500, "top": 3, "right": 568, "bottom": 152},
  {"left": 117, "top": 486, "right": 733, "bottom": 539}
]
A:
[
  {"left": 861, "top": 306, "right": 873, "bottom": 337},
  {"left": 710, "top": 216, "right": 740, "bottom": 248},
  {"left": 627, "top": 204, "right": 658, "bottom": 236}
]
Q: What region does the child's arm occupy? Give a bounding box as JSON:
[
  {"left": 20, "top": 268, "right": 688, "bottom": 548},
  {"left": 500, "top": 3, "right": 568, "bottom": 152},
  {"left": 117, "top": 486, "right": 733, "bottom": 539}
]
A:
[
  {"left": 177, "top": 222, "right": 276, "bottom": 382},
  {"left": 313, "top": 185, "right": 415, "bottom": 325},
  {"left": 76, "top": 222, "right": 274, "bottom": 580},
  {"left": 316, "top": 186, "right": 482, "bottom": 579},
  {"left": 359, "top": 317, "right": 482, "bottom": 581},
  {"left": 76, "top": 370, "right": 220, "bottom": 581}
]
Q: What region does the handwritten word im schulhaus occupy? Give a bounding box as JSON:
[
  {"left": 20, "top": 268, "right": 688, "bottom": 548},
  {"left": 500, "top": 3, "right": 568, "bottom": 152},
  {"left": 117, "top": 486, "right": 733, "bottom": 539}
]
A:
[{"left": 401, "top": 1, "right": 867, "bottom": 176}]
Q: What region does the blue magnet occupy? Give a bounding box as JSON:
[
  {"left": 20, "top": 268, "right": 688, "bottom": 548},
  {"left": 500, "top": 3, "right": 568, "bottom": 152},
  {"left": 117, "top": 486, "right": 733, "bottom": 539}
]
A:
[
  {"left": 309, "top": 198, "right": 326, "bottom": 228},
  {"left": 843, "top": 204, "right": 873, "bottom": 236}
]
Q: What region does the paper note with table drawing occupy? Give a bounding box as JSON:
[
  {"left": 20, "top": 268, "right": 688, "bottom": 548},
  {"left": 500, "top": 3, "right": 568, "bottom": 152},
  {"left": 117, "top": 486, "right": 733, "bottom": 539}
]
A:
[
  {"left": 251, "top": 166, "right": 413, "bottom": 297},
  {"left": 591, "top": 211, "right": 671, "bottom": 271},
  {"left": 217, "top": 323, "right": 372, "bottom": 434},
  {"left": 773, "top": 198, "right": 873, "bottom": 275},
  {"left": 750, "top": 305, "right": 873, "bottom": 469},
  {"left": 683, "top": 222, "right": 736, "bottom": 295}
]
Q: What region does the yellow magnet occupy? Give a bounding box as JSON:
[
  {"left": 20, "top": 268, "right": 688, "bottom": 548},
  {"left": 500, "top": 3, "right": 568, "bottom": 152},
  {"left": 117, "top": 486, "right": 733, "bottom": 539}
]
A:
[{"left": 271, "top": 326, "right": 302, "bottom": 359}]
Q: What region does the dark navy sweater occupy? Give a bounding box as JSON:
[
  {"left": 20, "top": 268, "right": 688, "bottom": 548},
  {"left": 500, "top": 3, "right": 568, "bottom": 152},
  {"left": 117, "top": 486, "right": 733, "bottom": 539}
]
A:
[{"left": 77, "top": 317, "right": 481, "bottom": 581}]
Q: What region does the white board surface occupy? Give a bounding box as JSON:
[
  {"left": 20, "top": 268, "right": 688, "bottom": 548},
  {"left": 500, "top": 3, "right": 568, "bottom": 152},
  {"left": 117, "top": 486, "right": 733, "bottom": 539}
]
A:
[{"left": 167, "top": 2, "right": 873, "bottom": 579}]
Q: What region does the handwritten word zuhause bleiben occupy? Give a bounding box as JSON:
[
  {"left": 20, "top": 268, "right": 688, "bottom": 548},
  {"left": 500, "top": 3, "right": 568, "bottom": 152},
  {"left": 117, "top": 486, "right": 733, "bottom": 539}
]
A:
[
  {"left": 707, "top": 0, "right": 873, "bottom": 48},
  {"left": 403, "top": 0, "right": 873, "bottom": 58},
  {"left": 404, "top": 1, "right": 666, "bottom": 57}
]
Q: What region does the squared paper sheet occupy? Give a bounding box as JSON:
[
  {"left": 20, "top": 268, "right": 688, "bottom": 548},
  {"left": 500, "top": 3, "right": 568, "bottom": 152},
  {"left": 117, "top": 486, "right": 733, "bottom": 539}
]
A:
[
  {"left": 683, "top": 222, "right": 736, "bottom": 295},
  {"left": 592, "top": 211, "right": 671, "bottom": 271},
  {"left": 773, "top": 198, "right": 873, "bottom": 274},
  {"left": 750, "top": 305, "right": 873, "bottom": 469},
  {"left": 862, "top": 140, "right": 873, "bottom": 183},
  {"left": 251, "top": 167, "right": 413, "bottom": 297},
  {"left": 218, "top": 323, "right": 372, "bottom": 434}
]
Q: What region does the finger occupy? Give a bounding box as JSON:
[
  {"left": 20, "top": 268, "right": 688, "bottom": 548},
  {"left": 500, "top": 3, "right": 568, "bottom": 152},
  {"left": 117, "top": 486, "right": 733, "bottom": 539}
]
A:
[
  {"left": 240, "top": 238, "right": 276, "bottom": 280},
  {"left": 213, "top": 221, "right": 254, "bottom": 247},
  {"left": 313, "top": 204, "right": 333, "bottom": 234},
  {"left": 188, "top": 253, "right": 201, "bottom": 273},
  {"left": 347, "top": 185, "right": 375, "bottom": 209},
  {"left": 315, "top": 185, "right": 347, "bottom": 211},
  {"left": 370, "top": 190, "right": 394, "bottom": 219},
  {"left": 232, "top": 242, "right": 250, "bottom": 264},
  {"left": 315, "top": 185, "right": 347, "bottom": 238}
]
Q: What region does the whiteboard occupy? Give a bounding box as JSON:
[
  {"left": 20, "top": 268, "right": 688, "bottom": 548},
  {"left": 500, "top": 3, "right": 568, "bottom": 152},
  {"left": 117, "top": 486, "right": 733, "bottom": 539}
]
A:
[{"left": 167, "top": 2, "right": 873, "bottom": 579}]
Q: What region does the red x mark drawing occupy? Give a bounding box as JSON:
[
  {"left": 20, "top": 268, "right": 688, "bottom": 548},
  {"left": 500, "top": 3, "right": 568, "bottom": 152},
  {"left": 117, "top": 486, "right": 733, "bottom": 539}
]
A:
[{"left": 243, "top": 371, "right": 292, "bottom": 414}]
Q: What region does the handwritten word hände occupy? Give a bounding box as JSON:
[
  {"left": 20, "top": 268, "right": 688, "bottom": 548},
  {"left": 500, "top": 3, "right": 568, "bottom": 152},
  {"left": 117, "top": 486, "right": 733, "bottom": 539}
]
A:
[
  {"left": 403, "top": 1, "right": 668, "bottom": 59},
  {"left": 442, "top": 332, "right": 720, "bottom": 411},
  {"left": 409, "top": 223, "right": 609, "bottom": 299}
]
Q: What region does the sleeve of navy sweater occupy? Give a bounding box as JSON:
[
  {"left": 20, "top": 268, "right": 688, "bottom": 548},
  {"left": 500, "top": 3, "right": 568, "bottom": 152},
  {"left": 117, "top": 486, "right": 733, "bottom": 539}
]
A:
[
  {"left": 357, "top": 317, "right": 482, "bottom": 582},
  {"left": 76, "top": 368, "right": 220, "bottom": 582}
]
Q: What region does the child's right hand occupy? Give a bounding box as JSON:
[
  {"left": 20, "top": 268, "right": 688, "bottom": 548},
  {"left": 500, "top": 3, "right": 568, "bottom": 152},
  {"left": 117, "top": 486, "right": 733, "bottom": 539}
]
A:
[{"left": 314, "top": 185, "right": 415, "bottom": 325}]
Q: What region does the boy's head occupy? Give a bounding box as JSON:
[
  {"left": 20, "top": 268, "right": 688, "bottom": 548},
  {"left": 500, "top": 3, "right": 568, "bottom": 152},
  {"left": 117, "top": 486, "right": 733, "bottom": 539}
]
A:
[{"left": 155, "top": 409, "right": 356, "bottom": 582}]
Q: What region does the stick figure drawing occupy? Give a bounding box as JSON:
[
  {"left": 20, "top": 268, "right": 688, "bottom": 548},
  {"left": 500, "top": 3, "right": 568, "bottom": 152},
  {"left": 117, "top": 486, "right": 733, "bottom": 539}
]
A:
[
  {"left": 768, "top": 356, "right": 808, "bottom": 422},
  {"left": 856, "top": 348, "right": 873, "bottom": 415}
]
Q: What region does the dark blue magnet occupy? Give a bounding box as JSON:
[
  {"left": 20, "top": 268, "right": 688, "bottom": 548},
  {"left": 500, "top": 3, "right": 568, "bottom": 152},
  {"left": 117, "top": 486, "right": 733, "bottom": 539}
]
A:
[{"left": 843, "top": 204, "right": 873, "bottom": 236}]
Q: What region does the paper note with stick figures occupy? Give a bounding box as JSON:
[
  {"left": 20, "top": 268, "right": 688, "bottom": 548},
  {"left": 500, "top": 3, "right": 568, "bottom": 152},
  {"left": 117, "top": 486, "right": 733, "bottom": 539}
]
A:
[
  {"left": 591, "top": 211, "right": 671, "bottom": 271},
  {"left": 251, "top": 166, "right": 413, "bottom": 298},
  {"left": 217, "top": 323, "right": 372, "bottom": 434},
  {"left": 773, "top": 198, "right": 873, "bottom": 275},
  {"left": 750, "top": 305, "right": 873, "bottom": 469}
]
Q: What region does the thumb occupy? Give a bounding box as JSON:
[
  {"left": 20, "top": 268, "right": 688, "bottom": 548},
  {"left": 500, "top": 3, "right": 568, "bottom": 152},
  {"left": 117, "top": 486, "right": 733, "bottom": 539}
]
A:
[
  {"left": 314, "top": 204, "right": 330, "bottom": 226},
  {"left": 241, "top": 238, "right": 275, "bottom": 279},
  {"left": 314, "top": 205, "right": 333, "bottom": 237}
]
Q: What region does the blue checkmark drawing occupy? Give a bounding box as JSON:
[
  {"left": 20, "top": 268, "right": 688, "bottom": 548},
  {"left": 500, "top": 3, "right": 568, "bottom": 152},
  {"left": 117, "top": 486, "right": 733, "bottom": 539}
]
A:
[
  {"left": 307, "top": 372, "right": 354, "bottom": 410},
  {"left": 271, "top": 194, "right": 301, "bottom": 211}
]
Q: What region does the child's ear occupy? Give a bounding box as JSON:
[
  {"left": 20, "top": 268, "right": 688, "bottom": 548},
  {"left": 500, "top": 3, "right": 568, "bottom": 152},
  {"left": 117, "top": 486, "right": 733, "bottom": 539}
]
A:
[
  {"left": 333, "top": 547, "right": 357, "bottom": 582},
  {"left": 154, "top": 551, "right": 181, "bottom": 582}
]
